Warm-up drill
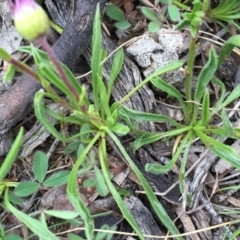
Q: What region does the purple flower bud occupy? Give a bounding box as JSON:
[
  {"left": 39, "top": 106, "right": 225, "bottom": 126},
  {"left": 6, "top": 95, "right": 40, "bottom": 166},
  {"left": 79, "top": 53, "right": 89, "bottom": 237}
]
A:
[{"left": 10, "top": 0, "right": 49, "bottom": 40}]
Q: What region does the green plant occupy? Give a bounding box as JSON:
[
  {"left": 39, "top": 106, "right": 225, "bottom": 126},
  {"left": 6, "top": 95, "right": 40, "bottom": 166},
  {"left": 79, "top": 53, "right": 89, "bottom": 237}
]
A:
[
  {"left": 141, "top": 0, "right": 185, "bottom": 32},
  {"left": 119, "top": 1, "right": 240, "bottom": 199},
  {"left": 105, "top": 4, "right": 131, "bottom": 29},
  {"left": 0, "top": 3, "right": 183, "bottom": 239},
  {"left": 14, "top": 151, "right": 70, "bottom": 197},
  {"left": 2, "top": 0, "right": 240, "bottom": 239},
  {"left": 176, "top": 0, "right": 205, "bottom": 37},
  {"left": 0, "top": 128, "right": 61, "bottom": 240},
  {"left": 206, "top": 0, "right": 240, "bottom": 31}
]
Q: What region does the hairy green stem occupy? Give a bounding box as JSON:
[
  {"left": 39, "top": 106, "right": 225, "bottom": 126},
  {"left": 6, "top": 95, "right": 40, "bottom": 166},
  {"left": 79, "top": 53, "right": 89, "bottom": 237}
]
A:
[{"left": 185, "top": 36, "right": 196, "bottom": 121}]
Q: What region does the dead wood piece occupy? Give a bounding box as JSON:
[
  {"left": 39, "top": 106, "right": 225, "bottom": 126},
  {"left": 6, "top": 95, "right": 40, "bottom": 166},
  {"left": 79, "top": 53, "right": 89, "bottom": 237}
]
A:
[
  {"left": 190, "top": 149, "right": 217, "bottom": 209},
  {"left": 191, "top": 119, "right": 240, "bottom": 208},
  {"left": 124, "top": 196, "right": 164, "bottom": 239},
  {"left": 199, "top": 194, "right": 235, "bottom": 239},
  {"left": 0, "top": 0, "right": 107, "bottom": 156},
  {"left": 175, "top": 205, "right": 201, "bottom": 240},
  {"left": 191, "top": 209, "right": 212, "bottom": 240}
]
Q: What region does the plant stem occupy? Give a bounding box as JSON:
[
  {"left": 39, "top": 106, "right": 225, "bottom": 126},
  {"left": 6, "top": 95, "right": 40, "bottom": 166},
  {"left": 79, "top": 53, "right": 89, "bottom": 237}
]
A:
[
  {"left": 185, "top": 36, "right": 196, "bottom": 121},
  {"left": 38, "top": 36, "right": 79, "bottom": 102},
  {"left": 10, "top": 58, "right": 40, "bottom": 82}
]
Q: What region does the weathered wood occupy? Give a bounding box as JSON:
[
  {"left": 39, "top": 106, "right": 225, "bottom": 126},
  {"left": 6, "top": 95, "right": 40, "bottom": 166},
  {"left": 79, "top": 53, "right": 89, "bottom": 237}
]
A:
[{"left": 125, "top": 196, "right": 164, "bottom": 239}]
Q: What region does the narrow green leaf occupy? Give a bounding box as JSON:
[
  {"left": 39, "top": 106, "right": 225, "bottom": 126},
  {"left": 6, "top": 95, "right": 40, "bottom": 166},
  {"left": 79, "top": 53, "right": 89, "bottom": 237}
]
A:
[
  {"left": 67, "top": 133, "right": 101, "bottom": 240},
  {"left": 33, "top": 151, "right": 48, "bottom": 183},
  {"left": 229, "top": 229, "right": 240, "bottom": 240},
  {"left": 95, "top": 224, "right": 111, "bottom": 240},
  {"left": 30, "top": 43, "right": 44, "bottom": 65},
  {"left": 8, "top": 192, "right": 23, "bottom": 205},
  {"left": 98, "top": 137, "right": 145, "bottom": 240},
  {"left": 34, "top": 91, "right": 68, "bottom": 142},
  {"left": 222, "top": 109, "right": 233, "bottom": 137},
  {"left": 40, "top": 212, "right": 48, "bottom": 230},
  {"left": 43, "top": 170, "right": 70, "bottom": 187},
  {"left": 5, "top": 188, "right": 58, "bottom": 240},
  {"left": 179, "top": 135, "right": 193, "bottom": 194},
  {"left": 151, "top": 77, "right": 188, "bottom": 118},
  {"left": 94, "top": 166, "right": 109, "bottom": 197},
  {"left": 14, "top": 182, "right": 40, "bottom": 197},
  {"left": 193, "top": 48, "right": 218, "bottom": 122},
  {"left": 219, "top": 84, "right": 240, "bottom": 110},
  {"left": 159, "top": 0, "right": 170, "bottom": 3},
  {"left": 80, "top": 123, "right": 91, "bottom": 143},
  {"left": 91, "top": 4, "right": 102, "bottom": 113},
  {"left": 106, "top": 225, "right": 117, "bottom": 240},
  {"left": 39, "top": 63, "right": 70, "bottom": 93},
  {"left": 98, "top": 51, "right": 111, "bottom": 117},
  {"left": 218, "top": 35, "right": 240, "bottom": 67},
  {"left": 132, "top": 126, "right": 191, "bottom": 150},
  {"left": 107, "top": 48, "right": 124, "bottom": 100},
  {"left": 20, "top": 45, "right": 84, "bottom": 101},
  {"left": 43, "top": 210, "right": 78, "bottom": 219},
  {"left": 119, "top": 60, "right": 184, "bottom": 105},
  {"left": 106, "top": 5, "right": 125, "bottom": 21},
  {"left": 199, "top": 89, "right": 210, "bottom": 126},
  {"left": 196, "top": 130, "right": 240, "bottom": 170},
  {"left": 146, "top": 131, "right": 193, "bottom": 174},
  {"left": 3, "top": 64, "right": 16, "bottom": 83},
  {"left": 194, "top": 48, "right": 218, "bottom": 102},
  {"left": 120, "top": 105, "right": 184, "bottom": 128},
  {"left": 106, "top": 130, "right": 182, "bottom": 239},
  {"left": 0, "top": 127, "right": 23, "bottom": 182},
  {"left": 0, "top": 48, "right": 11, "bottom": 61},
  {"left": 210, "top": 77, "right": 226, "bottom": 117}
]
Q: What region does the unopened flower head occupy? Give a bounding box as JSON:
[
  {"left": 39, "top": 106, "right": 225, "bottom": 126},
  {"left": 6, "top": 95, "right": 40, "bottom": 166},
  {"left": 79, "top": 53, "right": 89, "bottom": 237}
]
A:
[{"left": 10, "top": 0, "right": 49, "bottom": 41}]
